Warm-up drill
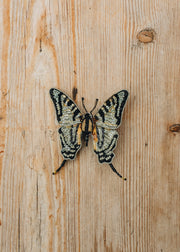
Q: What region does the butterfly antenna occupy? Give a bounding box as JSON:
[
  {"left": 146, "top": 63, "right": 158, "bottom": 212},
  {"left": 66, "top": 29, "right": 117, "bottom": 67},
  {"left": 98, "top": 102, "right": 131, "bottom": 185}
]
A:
[
  {"left": 82, "top": 97, "right": 88, "bottom": 113},
  {"left": 109, "top": 163, "right": 127, "bottom": 180},
  {"left": 52, "top": 160, "right": 67, "bottom": 175},
  {"left": 90, "top": 99, "right": 99, "bottom": 114}
]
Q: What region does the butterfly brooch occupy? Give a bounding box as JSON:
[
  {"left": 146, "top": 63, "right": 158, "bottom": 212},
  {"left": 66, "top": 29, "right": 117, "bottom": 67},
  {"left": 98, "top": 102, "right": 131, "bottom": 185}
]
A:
[{"left": 50, "top": 88, "right": 129, "bottom": 180}]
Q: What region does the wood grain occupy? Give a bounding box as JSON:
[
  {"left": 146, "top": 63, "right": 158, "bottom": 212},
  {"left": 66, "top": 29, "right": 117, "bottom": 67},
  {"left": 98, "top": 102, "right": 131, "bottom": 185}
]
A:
[{"left": 0, "top": 0, "right": 179, "bottom": 251}]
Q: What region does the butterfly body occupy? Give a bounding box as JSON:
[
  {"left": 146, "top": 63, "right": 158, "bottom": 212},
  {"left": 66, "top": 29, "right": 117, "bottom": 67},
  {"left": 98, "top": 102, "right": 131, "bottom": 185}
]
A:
[
  {"left": 50, "top": 88, "right": 128, "bottom": 179},
  {"left": 81, "top": 113, "right": 93, "bottom": 146}
]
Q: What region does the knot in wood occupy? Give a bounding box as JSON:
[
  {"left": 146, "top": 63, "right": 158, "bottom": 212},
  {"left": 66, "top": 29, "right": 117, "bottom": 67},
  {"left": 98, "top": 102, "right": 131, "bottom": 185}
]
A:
[
  {"left": 169, "top": 124, "right": 180, "bottom": 133},
  {"left": 137, "top": 29, "right": 155, "bottom": 43}
]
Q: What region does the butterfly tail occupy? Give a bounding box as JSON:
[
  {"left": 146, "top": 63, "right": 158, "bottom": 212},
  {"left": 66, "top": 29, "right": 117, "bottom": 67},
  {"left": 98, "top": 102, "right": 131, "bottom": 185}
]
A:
[
  {"left": 52, "top": 160, "right": 67, "bottom": 175},
  {"left": 109, "top": 163, "right": 127, "bottom": 180}
]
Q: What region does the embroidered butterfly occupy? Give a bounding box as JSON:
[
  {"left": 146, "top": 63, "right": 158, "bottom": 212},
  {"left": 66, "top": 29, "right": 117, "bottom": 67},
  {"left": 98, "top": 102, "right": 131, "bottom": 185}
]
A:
[{"left": 50, "top": 88, "right": 128, "bottom": 180}]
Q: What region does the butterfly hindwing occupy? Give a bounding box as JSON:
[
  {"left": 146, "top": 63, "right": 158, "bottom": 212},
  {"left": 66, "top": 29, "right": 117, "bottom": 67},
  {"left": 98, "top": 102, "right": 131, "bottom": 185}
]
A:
[
  {"left": 59, "top": 124, "right": 82, "bottom": 160},
  {"left": 50, "top": 88, "right": 82, "bottom": 160},
  {"left": 93, "top": 126, "right": 119, "bottom": 163},
  {"left": 93, "top": 90, "right": 128, "bottom": 163}
]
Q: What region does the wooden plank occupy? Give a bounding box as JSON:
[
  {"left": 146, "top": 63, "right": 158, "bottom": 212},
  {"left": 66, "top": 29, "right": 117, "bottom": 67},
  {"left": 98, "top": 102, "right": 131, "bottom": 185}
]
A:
[{"left": 0, "top": 0, "right": 179, "bottom": 251}]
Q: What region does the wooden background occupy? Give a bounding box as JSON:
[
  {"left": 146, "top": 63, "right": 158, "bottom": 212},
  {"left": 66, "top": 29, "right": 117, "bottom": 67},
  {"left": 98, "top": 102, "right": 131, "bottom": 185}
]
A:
[{"left": 0, "top": 0, "right": 179, "bottom": 251}]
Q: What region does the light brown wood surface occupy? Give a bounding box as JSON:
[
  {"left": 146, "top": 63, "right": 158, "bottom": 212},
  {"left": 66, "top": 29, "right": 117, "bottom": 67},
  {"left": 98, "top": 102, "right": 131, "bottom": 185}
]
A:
[{"left": 0, "top": 0, "right": 180, "bottom": 251}]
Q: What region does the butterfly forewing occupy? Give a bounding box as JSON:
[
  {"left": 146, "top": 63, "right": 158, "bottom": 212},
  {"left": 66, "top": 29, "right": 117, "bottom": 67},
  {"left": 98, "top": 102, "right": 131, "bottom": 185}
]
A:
[
  {"left": 95, "top": 90, "right": 128, "bottom": 129},
  {"left": 50, "top": 88, "right": 82, "bottom": 160},
  {"left": 49, "top": 88, "right": 82, "bottom": 125},
  {"left": 93, "top": 90, "right": 128, "bottom": 163}
]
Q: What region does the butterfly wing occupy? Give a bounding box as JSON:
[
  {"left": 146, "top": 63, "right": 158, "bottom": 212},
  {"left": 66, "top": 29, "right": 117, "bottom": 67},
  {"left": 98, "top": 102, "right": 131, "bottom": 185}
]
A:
[
  {"left": 50, "top": 88, "right": 82, "bottom": 160},
  {"left": 93, "top": 90, "right": 128, "bottom": 163}
]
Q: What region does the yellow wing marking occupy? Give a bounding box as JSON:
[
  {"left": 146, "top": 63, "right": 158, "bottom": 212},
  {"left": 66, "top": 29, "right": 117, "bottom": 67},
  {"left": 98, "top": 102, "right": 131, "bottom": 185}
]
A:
[
  {"left": 92, "top": 126, "right": 98, "bottom": 151},
  {"left": 77, "top": 124, "right": 82, "bottom": 145}
]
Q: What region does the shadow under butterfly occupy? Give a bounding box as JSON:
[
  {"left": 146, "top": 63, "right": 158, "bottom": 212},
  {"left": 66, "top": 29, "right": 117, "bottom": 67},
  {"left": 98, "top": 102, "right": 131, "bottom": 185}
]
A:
[{"left": 49, "top": 88, "right": 129, "bottom": 180}]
